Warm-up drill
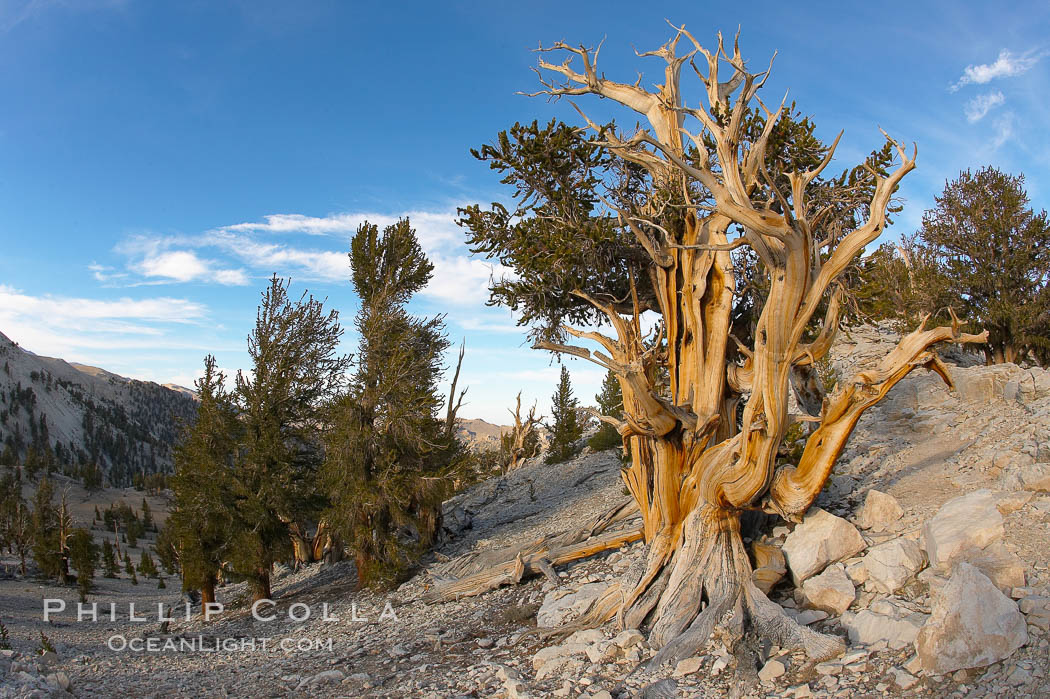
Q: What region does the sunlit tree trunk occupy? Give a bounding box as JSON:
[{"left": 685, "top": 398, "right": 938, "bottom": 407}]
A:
[{"left": 528, "top": 28, "right": 987, "bottom": 668}]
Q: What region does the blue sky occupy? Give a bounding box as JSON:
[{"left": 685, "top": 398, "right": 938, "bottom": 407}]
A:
[{"left": 0, "top": 0, "right": 1047, "bottom": 422}]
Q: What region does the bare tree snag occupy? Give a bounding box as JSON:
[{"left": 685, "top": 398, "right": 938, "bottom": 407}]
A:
[
  {"left": 502, "top": 392, "right": 542, "bottom": 472},
  {"left": 463, "top": 25, "right": 990, "bottom": 669},
  {"left": 444, "top": 340, "right": 468, "bottom": 440}
]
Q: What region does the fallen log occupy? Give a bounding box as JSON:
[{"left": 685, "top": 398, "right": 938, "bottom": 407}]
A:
[{"left": 423, "top": 499, "right": 642, "bottom": 603}]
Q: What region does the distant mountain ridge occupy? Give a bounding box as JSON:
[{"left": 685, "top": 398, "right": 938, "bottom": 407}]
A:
[
  {"left": 455, "top": 417, "right": 507, "bottom": 450},
  {"left": 0, "top": 331, "right": 198, "bottom": 487}
]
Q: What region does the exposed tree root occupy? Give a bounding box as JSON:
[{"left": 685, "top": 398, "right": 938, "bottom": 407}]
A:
[{"left": 558, "top": 505, "right": 843, "bottom": 671}]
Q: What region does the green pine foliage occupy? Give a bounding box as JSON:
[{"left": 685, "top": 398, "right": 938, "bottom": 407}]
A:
[
  {"left": 140, "top": 499, "right": 153, "bottom": 531},
  {"left": 0, "top": 474, "right": 33, "bottom": 575},
  {"left": 30, "top": 476, "right": 62, "bottom": 578},
  {"left": 227, "top": 275, "right": 349, "bottom": 599},
  {"left": 102, "top": 538, "right": 119, "bottom": 578},
  {"left": 546, "top": 365, "right": 583, "bottom": 464},
  {"left": 67, "top": 528, "right": 99, "bottom": 602},
  {"left": 588, "top": 370, "right": 624, "bottom": 452},
  {"left": 169, "top": 354, "right": 239, "bottom": 599},
  {"left": 138, "top": 550, "right": 158, "bottom": 578},
  {"left": 851, "top": 167, "right": 1050, "bottom": 367},
  {"left": 322, "top": 218, "right": 462, "bottom": 588},
  {"left": 913, "top": 167, "right": 1050, "bottom": 365}
]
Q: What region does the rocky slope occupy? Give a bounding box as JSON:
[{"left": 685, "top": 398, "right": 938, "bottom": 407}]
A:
[
  {"left": 0, "top": 331, "right": 197, "bottom": 487},
  {"left": 3, "top": 325, "right": 1050, "bottom": 697}
]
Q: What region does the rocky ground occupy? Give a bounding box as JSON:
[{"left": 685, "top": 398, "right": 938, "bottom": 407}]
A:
[{"left": 3, "top": 324, "right": 1050, "bottom": 697}]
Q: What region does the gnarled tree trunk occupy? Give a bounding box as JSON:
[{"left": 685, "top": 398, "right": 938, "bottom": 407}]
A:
[
  {"left": 502, "top": 392, "right": 541, "bottom": 472},
  {"left": 525, "top": 27, "right": 988, "bottom": 669}
]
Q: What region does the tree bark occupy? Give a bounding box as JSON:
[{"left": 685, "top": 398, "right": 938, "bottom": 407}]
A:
[
  {"left": 524, "top": 28, "right": 990, "bottom": 669},
  {"left": 201, "top": 575, "right": 217, "bottom": 606},
  {"left": 251, "top": 568, "right": 271, "bottom": 602}
]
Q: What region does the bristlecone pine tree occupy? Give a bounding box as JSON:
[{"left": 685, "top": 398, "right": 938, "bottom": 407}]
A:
[
  {"left": 911, "top": 166, "right": 1050, "bottom": 366},
  {"left": 500, "top": 392, "right": 541, "bottom": 472},
  {"left": 322, "top": 218, "right": 464, "bottom": 588},
  {"left": 170, "top": 354, "right": 240, "bottom": 605},
  {"left": 460, "top": 27, "right": 987, "bottom": 667},
  {"left": 230, "top": 275, "right": 350, "bottom": 601},
  {"left": 30, "top": 477, "right": 62, "bottom": 579},
  {"left": 67, "top": 528, "right": 98, "bottom": 603},
  {"left": 102, "top": 538, "right": 119, "bottom": 578},
  {"left": 588, "top": 369, "right": 625, "bottom": 451},
  {"left": 546, "top": 365, "right": 584, "bottom": 463}
]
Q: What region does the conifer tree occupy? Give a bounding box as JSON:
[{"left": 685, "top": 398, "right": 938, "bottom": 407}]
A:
[
  {"left": 170, "top": 355, "right": 240, "bottom": 605},
  {"left": 322, "top": 218, "right": 462, "bottom": 587},
  {"left": 0, "top": 475, "right": 32, "bottom": 576},
  {"left": 102, "top": 538, "right": 119, "bottom": 578},
  {"left": 140, "top": 499, "right": 153, "bottom": 531},
  {"left": 138, "top": 550, "right": 157, "bottom": 578},
  {"left": 30, "top": 477, "right": 61, "bottom": 578},
  {"left": 588, "top": 369, "right": 624, "bottom": 452},
  {"left": 545, "top": 365, "right": 583, "bottom": 464},
  {"left": 229, "top": 276, "right": 349, "bottom": 601},
  {"left": 912, "top": 167, "right": 1050, "bottom": 365},
  {"left": 68, "top": 528, "right": 98, "bottom": 602},
  {"left": 458, "top": 27, "right": 986, "bottom": 665}
]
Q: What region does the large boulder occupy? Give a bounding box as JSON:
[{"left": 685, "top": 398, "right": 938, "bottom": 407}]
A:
[
  {"left": 1001, "top": 461, "right": 1050, "bottom": 493},
  {"left": 862, "top": 538, "right": 926, "bottom": 594},
  {"left": 951, "top": 364, "right": 1019, "bottom": 403},
  {"left": 921, "top": 489, "right": 1004, "bottom": 569},
  {"left": 915, "top": 563, "right": 1028, "bottom": 675},
  {"left": 782, "top": 507, "right": 867, "bottom": 584},
  {"left": 801, "top": 563, "right": 855, "bottom": 615},
  {"left": 854, "top": 489, "right": 904, "bottom": 532},
  {"left": 536, "top": 582, "right": 608, "bottom": 628},
  {"left": 840, "top": 599, "right": 928, "bottom": 650},
  {"left": 955, "top": 541, "right": 1026, "bottom": 593}
]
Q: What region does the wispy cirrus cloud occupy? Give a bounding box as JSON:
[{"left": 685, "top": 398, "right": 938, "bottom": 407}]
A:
[
  {"left": 964, "top": 91, "right": 1005, "bottom": 123},
  {"left": 0, "top": 284, "right": 206, "bottom": 325},
  {"left": 950, "top": 49, "right": 1042, "bottom": 91},
  {"left": 219, "top": 209, "right": 463, "bottom": 249},
  {"left": 0, "top": 283, "right": 212, "bottom": 363},
  {"left": 107, "top": 208, "right": 511, "bottom": 306},
  {"left": 209, "top": 232, "right": 349, "bottom": 282},
  {"left": 992, "top": 112, "right": 1016, "bottom": 149}
]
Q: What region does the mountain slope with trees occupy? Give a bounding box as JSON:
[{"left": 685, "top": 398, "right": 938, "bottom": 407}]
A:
[{"left": 0, "top": 331, "right": 198, "bottom": 488}]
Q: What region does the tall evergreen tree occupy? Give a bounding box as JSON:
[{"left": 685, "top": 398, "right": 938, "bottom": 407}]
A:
[
  {"left": 229, "top": 276, "right": 349, "bottom": 601},
  {"left": 0, "top": 474, "right": 32, "bottom": 575},
  {"left": 67, "top": 528, "right": 99, "bottom": 603},
  {"left": 911, "top": 167, "right": 1050, "bottom": 365},
  {"left": 545, "top": 365, "right": 583, "bottom": 464},
  {"left": 169, "top": 355, "right": 240, "bottom": 604},
  {"left": 322, "top": 218, "right": 462, "bottom": 587},
  {"left": 30, "top": 477, "right": 61, "bottom": 578},
  {"left": 102, "top": 538, "right": 119, "bottom": 578},
  {"left": 140, "top": 499, "right": 153, "bottom": 531},
  {"left": 588, "top": 369, "right": 624, "bottom": 452}
]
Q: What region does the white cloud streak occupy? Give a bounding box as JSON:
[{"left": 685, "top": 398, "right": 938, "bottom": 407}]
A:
[
  {"left": 110, "top": 208, "right": 512, "bottom": 305},
  {"left": 964, "top": 91, "right": 1005, "bottom": 122},
  {"left": 0, "top": 284, "right": 212, "bottom": 365},
  {"left": 992, "top": 112, "right": 1015, "bottom": 149},
  {"left": 219, "top": 209, "right": 463, "bottom": 249},
  {"left": 951, "top": 49, "right": 1041, "bottom": 91}
]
